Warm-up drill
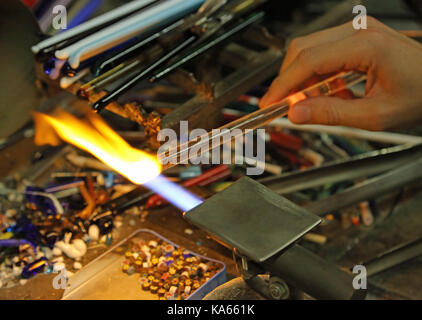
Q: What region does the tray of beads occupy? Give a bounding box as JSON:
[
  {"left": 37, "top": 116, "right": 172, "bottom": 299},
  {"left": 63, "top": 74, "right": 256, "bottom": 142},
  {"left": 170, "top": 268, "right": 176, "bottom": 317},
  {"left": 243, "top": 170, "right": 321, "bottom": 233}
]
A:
[{"left": 61, "top": 228, "right": 226, "bottom": 300}]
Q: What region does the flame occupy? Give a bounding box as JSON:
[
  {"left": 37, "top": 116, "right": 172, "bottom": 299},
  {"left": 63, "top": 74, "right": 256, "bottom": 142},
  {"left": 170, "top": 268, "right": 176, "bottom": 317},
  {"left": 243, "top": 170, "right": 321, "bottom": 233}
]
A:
[{"left": 33, "top": 109, "right": 161, "bottom": 185}]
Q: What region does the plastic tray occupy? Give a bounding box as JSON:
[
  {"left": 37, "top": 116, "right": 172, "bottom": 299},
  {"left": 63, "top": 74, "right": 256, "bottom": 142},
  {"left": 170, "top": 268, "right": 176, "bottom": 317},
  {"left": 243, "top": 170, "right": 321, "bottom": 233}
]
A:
[{"left": 62, "top": 228, "right": 226, "bottom": 300}]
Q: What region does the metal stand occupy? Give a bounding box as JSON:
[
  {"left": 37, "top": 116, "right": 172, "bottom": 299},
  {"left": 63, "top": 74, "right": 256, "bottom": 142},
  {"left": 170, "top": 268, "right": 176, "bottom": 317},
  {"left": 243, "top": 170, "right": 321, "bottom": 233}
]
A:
[{"left": 185, "top": 176, "right": 366, "bottom": 300}]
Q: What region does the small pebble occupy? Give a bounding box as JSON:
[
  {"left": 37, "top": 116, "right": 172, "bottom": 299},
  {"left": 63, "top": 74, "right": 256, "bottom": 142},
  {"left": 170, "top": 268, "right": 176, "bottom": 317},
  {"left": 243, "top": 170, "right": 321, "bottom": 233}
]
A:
[
  {"left": 88, "top": 224, "right": 100, "bottom": 242},
  {"left": 73, "top": 262, "right": 82, "bottom": 270},
  {"left": 52, "top": 247, "right": 62, "bottom": 256},
  {"left": 53, "top": 262, "right": 66, "bottom": 273},
  {"left": 19, "top": 279, "right": 27, "bottom": 286},
  {"left": 96, "top": 174, "right": 105, "bottom": 186},
  {"left": 126, "top": 266, "right": 136, "bottom": 276},
  {"left": 105, "top": 234, "right": 113, "bottom": 246},
  {"left": 43, "top": 247, "right": 53, "bottom": 260},
  {"left": 148, "top": 240, "right": 158, "bottom": 248},
  {"left": 82, "top": 234, "right": 90, "bottom": 243},
  {"left": 44, "top": 265, "right": 54, "bottom": 274},
  {"left": 7, "top": 193, "right": 16, "bottom": 202},
  {"left": 36, "top": 251, "right": 44, "bottom": 259},
  {"left": 52, "top": 256, "right": 64, "bottom": 263},
  {"left": 114, "top": 221, "right": 123, "bottom": 228},
  {"left": 15, "top": 194, "right": 24, "bottom": 202},
  {"left": 100, "top": 235, "right": 107, "bottom": 243},
  {"left": 127, "top": 207, "right": 141, "bottom": 215},
  {"left": 55, "top": 239, "right": 87, "bottom": 259},
  {"left": 5, "top": 209, "right": 17, "bottom": 218},
  {"left": 12, "top": 265, "right": 22, "bottom": 277},
  {"left": 72, "top": 239, "right": 87, "bottom": 256},
  {"left": 64, "top": 232, "right": 72, "bottom": 244},
  {"left": 184, "top": 228, "right": 193, "bottom": 235}
]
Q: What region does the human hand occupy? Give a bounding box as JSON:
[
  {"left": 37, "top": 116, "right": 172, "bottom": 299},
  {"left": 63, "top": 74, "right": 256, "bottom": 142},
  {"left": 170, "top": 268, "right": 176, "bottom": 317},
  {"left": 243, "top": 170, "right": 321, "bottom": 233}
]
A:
[{"left": 259, "top": 17, "right": 422, "bottom": 131}]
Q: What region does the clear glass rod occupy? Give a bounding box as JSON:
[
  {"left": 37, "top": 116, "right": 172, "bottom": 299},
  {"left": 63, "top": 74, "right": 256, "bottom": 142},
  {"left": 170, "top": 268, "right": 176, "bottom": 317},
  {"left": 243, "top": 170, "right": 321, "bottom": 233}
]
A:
[{"left": 158, "top": 71, "right": 367, "bottom": 169}]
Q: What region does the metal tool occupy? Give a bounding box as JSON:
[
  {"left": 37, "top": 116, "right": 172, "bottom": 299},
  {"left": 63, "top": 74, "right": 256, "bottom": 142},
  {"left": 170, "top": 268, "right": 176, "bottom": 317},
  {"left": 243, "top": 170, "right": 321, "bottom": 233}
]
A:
[
  {"left": 92, "top": 0, "right": 233, "bottom": 76},
  {"left": 92, "top": 19, "right": 186, "bottom": 76},
  {"left": 258, "top": 143, "right": 422, "bottom": 195},
  {"left": 304, "top": 156, "right": 422, "bottom": 216},
  {"left": 92, "top": 11, "right": 264, "bottom": 112},
  {"left": 91, "top": 35, "right": 197, "bottom": 112},
  {"left": 364, "top": 236, "right": 422, "bottom": 277},
  {"left": 149, "top": 9, "right": 266, "bottom": 82},
  {"left": 196, "top": 0, "right": 228, "bottom": 19},
  {"left": 190, "top": 0, "right": 267, "bottom": 44},
  {"left": 184, "top": 176, "right": 365, "bottom": 299}
]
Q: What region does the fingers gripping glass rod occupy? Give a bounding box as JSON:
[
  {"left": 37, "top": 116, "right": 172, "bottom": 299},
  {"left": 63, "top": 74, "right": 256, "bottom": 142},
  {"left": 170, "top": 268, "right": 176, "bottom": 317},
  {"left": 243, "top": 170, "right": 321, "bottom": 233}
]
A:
[{"left": 158, "top": 71, "right": 367, "bottom": 169}]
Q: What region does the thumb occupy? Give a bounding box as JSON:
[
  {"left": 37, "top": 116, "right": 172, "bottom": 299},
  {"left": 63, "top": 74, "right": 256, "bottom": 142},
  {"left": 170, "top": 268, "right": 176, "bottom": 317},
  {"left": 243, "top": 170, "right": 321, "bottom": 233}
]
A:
[{"left": 288, "top": 96, "right": 382, "bottom": 130}]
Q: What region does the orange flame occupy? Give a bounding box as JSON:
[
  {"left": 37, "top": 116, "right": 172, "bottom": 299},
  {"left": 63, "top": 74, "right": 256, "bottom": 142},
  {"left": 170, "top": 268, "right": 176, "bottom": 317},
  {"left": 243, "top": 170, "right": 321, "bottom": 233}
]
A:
[{"left": 33, "top": 109, "right": 161, "bottom": 184}]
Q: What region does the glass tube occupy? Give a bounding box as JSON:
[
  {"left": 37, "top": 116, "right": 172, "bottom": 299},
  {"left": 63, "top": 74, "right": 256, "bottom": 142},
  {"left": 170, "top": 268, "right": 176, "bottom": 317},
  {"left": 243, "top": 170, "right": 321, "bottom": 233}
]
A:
[
  {"left": 78, "top": 61, "right": 140, "bottom": 99},
  {"left": 157, "top": 71, "right": 367, "bottom": 169}
]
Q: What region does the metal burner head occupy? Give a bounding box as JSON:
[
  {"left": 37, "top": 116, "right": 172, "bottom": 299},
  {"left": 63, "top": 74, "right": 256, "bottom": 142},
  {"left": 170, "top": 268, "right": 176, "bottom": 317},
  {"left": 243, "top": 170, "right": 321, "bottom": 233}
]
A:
[{"left": 184, "top": 176, "right": 321, "bottom": 262}]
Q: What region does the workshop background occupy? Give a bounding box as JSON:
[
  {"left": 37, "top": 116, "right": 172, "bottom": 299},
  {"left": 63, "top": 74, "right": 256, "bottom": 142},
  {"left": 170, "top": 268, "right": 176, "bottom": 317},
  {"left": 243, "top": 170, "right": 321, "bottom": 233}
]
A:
[{"left": 1, "top": 0, "right": 422, "bottom": 300}]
